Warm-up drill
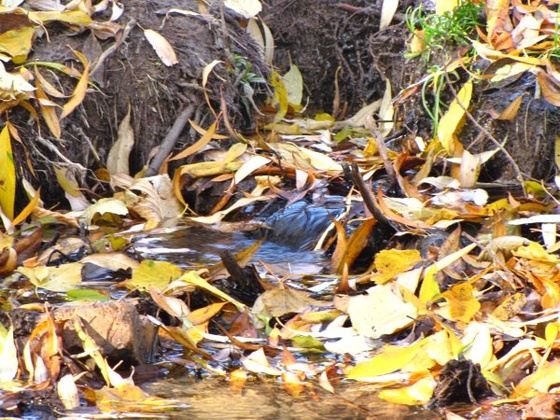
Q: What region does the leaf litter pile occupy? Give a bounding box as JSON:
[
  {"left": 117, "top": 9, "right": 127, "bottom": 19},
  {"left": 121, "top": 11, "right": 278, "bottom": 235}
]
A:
[{"left": 5, "top": 0, "right": 560, "bottom": 418}]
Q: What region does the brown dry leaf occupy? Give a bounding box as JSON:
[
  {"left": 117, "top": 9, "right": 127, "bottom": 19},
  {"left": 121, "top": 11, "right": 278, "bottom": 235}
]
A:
[
  {"left": 486, "top": 0, "right": 513, "bottom": 44},
  {"left": 491, "top": 292, "right": 527, "bottom": 321},
  {"left": 252, "top": 288, "right": 329, "bottom": 319},
  {"left": 537, "top": 70, "right": 560, "bottom": 106},
  {"left": 144, "top": 29, "right": 178, "bottom": 66},
  {"left": 333, "top": 218, "right": 376, "bottom": 274},
  {"left": 494, "top": 93, "right": 525, "bottom": 120}
]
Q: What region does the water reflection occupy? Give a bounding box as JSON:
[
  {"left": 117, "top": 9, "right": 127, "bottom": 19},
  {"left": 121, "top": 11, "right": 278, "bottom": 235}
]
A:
[
  {"left": 145, "top": 376, "right": 434, "bottom": 420},
  {"left": 133, "top": 227, "right": 328, "bottom": 273}
]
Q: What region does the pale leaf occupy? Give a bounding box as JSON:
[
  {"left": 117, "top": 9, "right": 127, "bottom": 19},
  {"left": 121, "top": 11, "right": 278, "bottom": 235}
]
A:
[
  {"left": 347, "top": 284, "right": 417, "bottom": 338},
  {"left": 224, "top": 0, "right": 262, "bottom": 18},
  {"left": 379, "top": 0, "right": 399, "bottom": 31},
  {"left": 107, "top": 106, "right": 134, "bottom": 175},
  {"left": 144, "top": 29, "right": 178, "bottom": 66}
]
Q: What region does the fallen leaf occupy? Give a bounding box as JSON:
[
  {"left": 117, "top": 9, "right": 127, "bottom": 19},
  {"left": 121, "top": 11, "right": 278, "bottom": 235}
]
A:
[{"left": 144, "top": 29, "right": 178, "bottom": 66}]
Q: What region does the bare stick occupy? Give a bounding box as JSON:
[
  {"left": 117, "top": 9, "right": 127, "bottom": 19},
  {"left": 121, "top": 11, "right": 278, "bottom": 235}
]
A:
[{"left": 145, "top": 104, "right": 195, "bottom": 176}]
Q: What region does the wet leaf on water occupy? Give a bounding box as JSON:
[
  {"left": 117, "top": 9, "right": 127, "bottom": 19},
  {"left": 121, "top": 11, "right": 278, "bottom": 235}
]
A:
[
  {"left": 252, "top": 288, "right": 328, "bottom": 320},
  {"left": 18, "top": 263, "right": 82, "bottom": 292},
  {"left": 242, "top": 347, "right": 281, "bottom": 376},
  {"left": 378, "top": 375, "right": 436, "bottom": 405},
  {"left": 180, "top": 270, "right": 246, "bottom": 311},
  {"left": 347, "top": 340, "right": 425, "bottom": 381},
  {"left": 370, "top": 249, "right": 422, "bottom": 285},
  {"left": 129, "top": 260, "right": 183, "bottom": 292},
  {"left": 347, "top": 284, "right": 417, "bottom": 339}
]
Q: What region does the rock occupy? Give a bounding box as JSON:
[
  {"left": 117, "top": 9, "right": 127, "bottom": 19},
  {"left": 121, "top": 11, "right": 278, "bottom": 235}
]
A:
[{"left": 53, "top": 300, "right": 156, "bottom": 366}]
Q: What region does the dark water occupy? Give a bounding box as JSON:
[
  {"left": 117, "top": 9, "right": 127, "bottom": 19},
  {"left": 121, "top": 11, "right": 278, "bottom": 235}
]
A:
[{"left": 133, "top": 226, "right": 329, "bottom": 275}]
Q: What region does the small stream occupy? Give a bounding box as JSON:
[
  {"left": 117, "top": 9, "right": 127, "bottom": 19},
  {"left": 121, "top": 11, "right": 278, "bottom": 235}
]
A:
[{"left": 131, "top": 227, "right": 438, "bottom": 419}]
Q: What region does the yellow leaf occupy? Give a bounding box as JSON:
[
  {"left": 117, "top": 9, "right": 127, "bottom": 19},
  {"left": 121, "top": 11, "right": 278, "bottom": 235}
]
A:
[
  {"left": 60, "top": 50, "right": 89, "bottom": 119},
  {"left": 169, "top": 121, "right": 217, "bottom": 161},
  {"left": 29, "top": 10, "right": 92, "bottom": 25},
  {"left": 419, "top": 264, "right": 440, "bottom": 304},
  {"left": 0, "top": 125, "right": 15, "bottom": 220},
  {"left": 420, "top": 243, "right": 477, "bottom": 303},
  {"left": 0, "top": 26, "right": 34, "bottom": 63},
  {"left": 438, "top": 283, "right": 480, "bottom": 323},
  {"left": 129, "top": 260, "right": 183, "bottom": 291},
  {"left": 371, "top": 249, "right": 422, "bottom": 285},
  {"left": 379, "top": 375, "right": 436, "bottom": 405},
  {"left": 35, "top": 82, "right": 61, "bottom": 139},
  {"left": 80, "top": 197, "right": 129, "bottom": 226},
  {"left": 437, "top": 80, "right": 472, "bottom": 155},
  {"left": 179, "top": 270, "right": 246, "bottom": 311},
  {"left": 270, "top": 70, "right": 288, "bottom": 123},
  {"left": 282, "top": 64, "right": 303, "bottom": 106},
  {"left": 12, "top": 187, "right": 40, "bottom": 226},
  {"left": 461, "top": 322, "right": 495, "bottom": 369},
  {"left": 0, "top": 323, "right": 17, "bottom": 381},
  {"left": 347, "top": 339, "right": 425, "bottom": 381},
  {"left": 511, "top": 359, "right": 560, "bottom": 398},
  {"left": 224, "top": 0, "right": 262, "bottom": 18},
  {"left": 436, "top": 0, "right": 458, "bottom": 15},
  {"left": 143, "top": 29, "right": 178, "bottom": 66},
  {"left": 18, "top": 263, "right": 83, "bottom": 292}
]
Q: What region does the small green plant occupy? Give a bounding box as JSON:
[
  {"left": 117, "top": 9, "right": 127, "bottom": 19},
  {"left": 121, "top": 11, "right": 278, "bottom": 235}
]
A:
[
  {"left": 405, "top": 1, "right": 484, "bottom": 61},
  {"left": 230, "top": 53, "right": 267, "bottom": 116}
]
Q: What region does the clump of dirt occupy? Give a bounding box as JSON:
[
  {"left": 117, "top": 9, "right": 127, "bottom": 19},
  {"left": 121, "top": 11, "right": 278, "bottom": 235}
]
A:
[
  {"left": 263, "top": 0, "right": 412, "bottom": 116},
  {"left": 11, "top": 0, "right": 269, "bottom": 208},
  {"left": 265, "top": 0, "right": 559, "bottom": 184}
]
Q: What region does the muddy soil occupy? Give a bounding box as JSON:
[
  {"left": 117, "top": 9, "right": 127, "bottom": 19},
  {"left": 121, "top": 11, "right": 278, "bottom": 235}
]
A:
[
  {"left": 12, "top": 0, "right": 269, "bottom": 208},
  {"left": 9, "top": 0, "right": 560, "bottom": 207}
]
